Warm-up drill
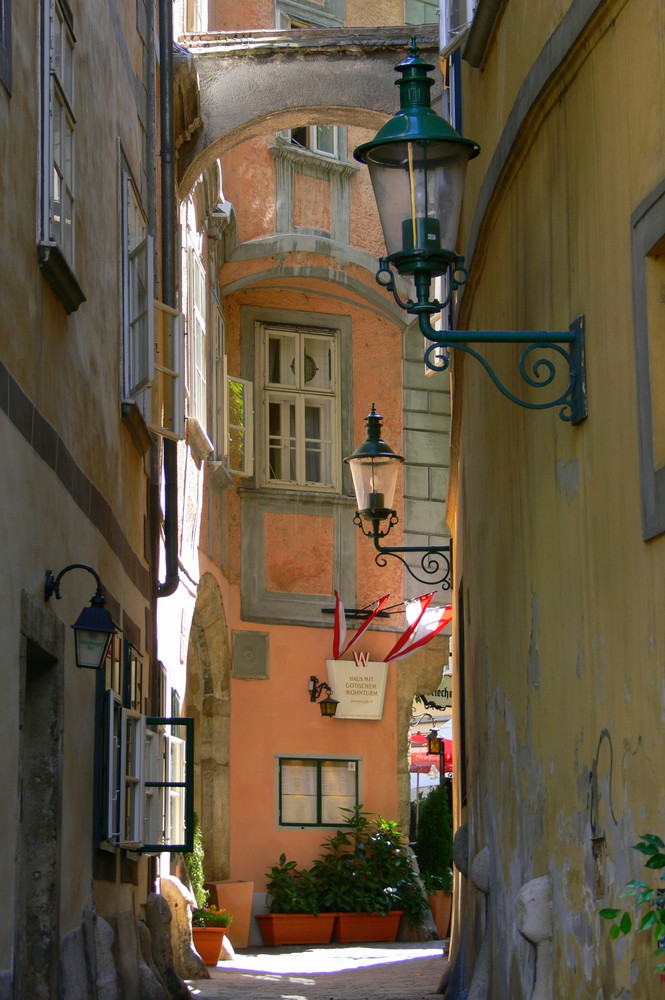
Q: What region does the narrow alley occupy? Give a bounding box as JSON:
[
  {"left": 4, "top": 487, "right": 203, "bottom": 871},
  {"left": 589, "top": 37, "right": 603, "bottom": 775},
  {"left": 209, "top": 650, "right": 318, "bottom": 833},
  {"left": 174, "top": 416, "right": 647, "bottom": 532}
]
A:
[{"left": 185, "top": 941, "right": 448, "bottom": 1000}]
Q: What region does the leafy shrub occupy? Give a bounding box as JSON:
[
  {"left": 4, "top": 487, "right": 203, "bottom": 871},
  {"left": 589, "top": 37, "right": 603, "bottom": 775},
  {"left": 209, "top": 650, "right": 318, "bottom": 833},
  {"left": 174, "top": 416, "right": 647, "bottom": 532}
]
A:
[
  {"left": 600, "top": 834, "right": 665, "bottom": 975},
  {"left": 191, "top": 905, "right": 232, "bottom": 928},
  {"left": 265, "top": 854, "right": 320, "bottom": 915},
  {"left": 311, "top": 805, "right": 428, "bottom": 926},
  {"left": 184, "top": 812, "right": 209, "bottom": 909},
  {"left": 415, "top": 783, "right": 453, "bottom": 894}
]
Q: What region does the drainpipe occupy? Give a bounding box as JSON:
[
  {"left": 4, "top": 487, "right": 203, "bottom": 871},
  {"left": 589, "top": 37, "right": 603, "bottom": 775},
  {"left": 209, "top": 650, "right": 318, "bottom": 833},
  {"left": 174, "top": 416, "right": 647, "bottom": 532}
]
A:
[{"left": 156, "top": 0, "right": 179, "bottom": 599}]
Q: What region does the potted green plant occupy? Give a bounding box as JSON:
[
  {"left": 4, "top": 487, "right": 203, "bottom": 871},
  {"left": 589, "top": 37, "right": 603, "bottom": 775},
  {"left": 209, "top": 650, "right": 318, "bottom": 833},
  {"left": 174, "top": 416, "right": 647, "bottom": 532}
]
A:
[
  {"left": 191, "top": 905, "right": 232, "bottom": 966},
  {"left": 256, "top": 854, "right": 336, "bottom": 946},
  {"left": 415, "top": 783, "right": 454, "bottom": 938},
  {"left": 312, "top": 805, "right": 428, "bottom": 943}
]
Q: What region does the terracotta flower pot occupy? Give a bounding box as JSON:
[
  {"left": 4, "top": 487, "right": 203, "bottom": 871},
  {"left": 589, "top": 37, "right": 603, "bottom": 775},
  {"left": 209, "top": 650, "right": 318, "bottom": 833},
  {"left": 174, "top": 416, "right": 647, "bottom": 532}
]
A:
[
  {"left": 205, "top": 880, "right": 254, "bottom": 949},
  {"left": 256, "top": 913, "right": 335, "bottom": 946},
  {"left": 332, "top": 911, "right": 402, "bottom": 944},
  {"left": 427, "top": 890, "right": 452, "bottom": 939},
  {"left": 191, "top": 926, "right": 226, "bottom": 966}
]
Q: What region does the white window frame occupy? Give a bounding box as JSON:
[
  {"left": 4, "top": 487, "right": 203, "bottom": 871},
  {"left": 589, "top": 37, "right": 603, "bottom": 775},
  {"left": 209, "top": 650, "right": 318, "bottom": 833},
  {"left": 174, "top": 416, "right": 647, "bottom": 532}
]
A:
[
  {"left": 104, "top": 692, "right": 121, "bottom": 844},
  {"left": 289, "top": 124, "right": 340, "bottom": 160},
  {"left": 213, "top": 303, "right": 226, "bottom": 459},
  {"left": 151, "top": 302, "right": 185, "bottom": 440},
  {"left": 404, "top": 0, "right": 439, "bottom": 25},
  {"left": 258, "top": 323, "right": 339, "bottom": 492},
  {"left": 119, "top": 707, "right": 145, "bottom": 849},
  {"left": 185, "top": 0, "right": 205, "bottom": 32},
  {"left": 226, "top": 374, "right": 254, "bottom": 476},
  {"left": 440, "top": 0, "right": 477, "bottom": 55},
  {"left": 120, "top": 158, "right": 153, "bottom": 408},
  {"left": 41, "top": 0, "right": 76, "bottom": 264},
  {"left": 187, "top": 244, "right": 208, "bottom": 432}
]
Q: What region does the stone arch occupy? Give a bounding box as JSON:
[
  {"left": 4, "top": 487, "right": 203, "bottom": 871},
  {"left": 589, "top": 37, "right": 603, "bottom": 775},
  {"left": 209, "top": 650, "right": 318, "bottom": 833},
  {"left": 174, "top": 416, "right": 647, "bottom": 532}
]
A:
[
  {"left": 176, "top": 25, "right": 441, "bottom": 197},
  {"left": 184, "top": 572, "right": 231, "bottom": 880},
  {"left": 220, "top": 259, "right": 408, "bottom": 325}
]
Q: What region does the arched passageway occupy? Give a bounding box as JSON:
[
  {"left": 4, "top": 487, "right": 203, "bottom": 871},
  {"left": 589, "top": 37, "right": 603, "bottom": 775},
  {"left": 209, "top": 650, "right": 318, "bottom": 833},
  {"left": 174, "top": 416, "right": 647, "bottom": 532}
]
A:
[{"left": 176, "top": 24, "right": 440, "bottom": 196}]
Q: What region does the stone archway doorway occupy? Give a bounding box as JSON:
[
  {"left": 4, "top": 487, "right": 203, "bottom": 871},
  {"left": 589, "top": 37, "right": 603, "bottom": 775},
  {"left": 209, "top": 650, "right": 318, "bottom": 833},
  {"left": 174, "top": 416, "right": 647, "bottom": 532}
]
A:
[{"left": 184, "top": 572, "right": 231, "bottom": 880}]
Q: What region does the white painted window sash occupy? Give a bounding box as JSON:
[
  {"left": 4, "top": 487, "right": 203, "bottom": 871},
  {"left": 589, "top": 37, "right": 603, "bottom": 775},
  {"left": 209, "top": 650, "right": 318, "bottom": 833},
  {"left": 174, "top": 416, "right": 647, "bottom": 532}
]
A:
[
  {"left": 226, "top": 374, "right": 254, "bottom": 476},
  {"left": 118, "top": 708, "right": 145, "bottom": 849}
]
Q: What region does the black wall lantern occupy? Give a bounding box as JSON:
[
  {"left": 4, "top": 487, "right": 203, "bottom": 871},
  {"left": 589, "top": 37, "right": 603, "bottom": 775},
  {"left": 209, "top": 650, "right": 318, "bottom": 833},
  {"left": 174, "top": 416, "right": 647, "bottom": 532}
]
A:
[
  {"left": 45, "top": 564, "right": 117, "bottom": 670},
  {"left": 354, "top": 40, "right": 587, "bottom": 425},
  {"left": 345, "top": 406, "right": 452, "bottom": 589},
  {"left": 309, "top": 675, "right": 339, "bottom": 717}
]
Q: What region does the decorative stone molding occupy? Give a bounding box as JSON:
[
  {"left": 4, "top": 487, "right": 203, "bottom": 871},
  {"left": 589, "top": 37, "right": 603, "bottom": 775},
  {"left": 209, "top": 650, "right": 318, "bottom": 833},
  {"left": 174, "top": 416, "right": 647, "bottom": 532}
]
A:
[{"left": 270, "top": 139, "right": 358, "bottom": 181}]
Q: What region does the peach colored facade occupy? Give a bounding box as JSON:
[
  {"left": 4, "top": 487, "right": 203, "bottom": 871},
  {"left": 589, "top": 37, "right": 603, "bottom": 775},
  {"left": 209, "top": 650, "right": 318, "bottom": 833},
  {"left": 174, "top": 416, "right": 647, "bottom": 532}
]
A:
[{"left": 167, "top": 2, "right": 451, "bottom": 935}]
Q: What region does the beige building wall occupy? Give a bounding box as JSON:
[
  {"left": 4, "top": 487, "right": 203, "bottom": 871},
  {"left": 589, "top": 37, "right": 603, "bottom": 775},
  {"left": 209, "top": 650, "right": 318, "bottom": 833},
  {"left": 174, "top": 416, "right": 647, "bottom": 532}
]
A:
[{"left": 0, "top": 0, "right": 178, "bottom": 992}]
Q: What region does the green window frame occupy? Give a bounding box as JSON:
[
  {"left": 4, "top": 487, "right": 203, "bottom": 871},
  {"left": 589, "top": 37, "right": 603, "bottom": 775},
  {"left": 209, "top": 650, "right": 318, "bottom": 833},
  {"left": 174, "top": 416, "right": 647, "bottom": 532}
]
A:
[
  {"left": 278, "top": 757, "right": 359, "bottom": 827},
  {"left": 98, "top": 691, "right": 194, "bottom": 853}
]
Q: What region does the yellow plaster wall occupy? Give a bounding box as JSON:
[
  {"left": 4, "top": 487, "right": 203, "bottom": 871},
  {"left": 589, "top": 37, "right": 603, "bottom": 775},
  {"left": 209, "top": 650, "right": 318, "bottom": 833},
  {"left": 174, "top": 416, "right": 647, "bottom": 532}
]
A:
[{"left": 451, "top": 0, "right": 665, "bottom": 996}]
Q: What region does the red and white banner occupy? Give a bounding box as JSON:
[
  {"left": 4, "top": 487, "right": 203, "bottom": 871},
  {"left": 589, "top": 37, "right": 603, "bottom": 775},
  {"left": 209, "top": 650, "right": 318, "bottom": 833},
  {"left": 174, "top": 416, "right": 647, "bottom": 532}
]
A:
[{"left": 333, "top": 591, "right": 452, "bottom": 663}]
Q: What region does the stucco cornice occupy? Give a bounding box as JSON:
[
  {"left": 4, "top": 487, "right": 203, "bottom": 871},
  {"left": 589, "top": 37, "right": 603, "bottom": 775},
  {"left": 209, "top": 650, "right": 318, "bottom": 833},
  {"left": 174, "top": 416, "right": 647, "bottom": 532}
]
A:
[{"left": 179, "top": 24, "right": 439, "bottom": 58}]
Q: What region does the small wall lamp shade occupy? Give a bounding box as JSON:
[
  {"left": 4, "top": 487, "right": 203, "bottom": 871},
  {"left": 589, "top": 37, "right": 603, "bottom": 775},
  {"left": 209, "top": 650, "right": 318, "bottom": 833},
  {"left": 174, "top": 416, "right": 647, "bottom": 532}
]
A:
[
  {"left": 319, "top": 695, "right": 339, "bottom": 718},
  {"left": 71, "top": 599, "right": 116, "bottom": 670}
]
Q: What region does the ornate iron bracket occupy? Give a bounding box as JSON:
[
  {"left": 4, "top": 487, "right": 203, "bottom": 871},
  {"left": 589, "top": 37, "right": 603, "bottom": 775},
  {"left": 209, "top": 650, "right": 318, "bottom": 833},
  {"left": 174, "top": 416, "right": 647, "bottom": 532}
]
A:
[
  {"left": 377, "top": 259, "right": 588, "bottom": 425},
  {"left": 353, "top": 512, "right": 452, "bottom": 591}
]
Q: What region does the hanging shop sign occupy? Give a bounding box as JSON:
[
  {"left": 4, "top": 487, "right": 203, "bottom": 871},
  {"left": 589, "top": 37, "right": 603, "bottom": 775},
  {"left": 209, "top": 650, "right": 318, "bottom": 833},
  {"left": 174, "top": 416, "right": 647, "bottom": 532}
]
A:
[
  {"left": 427, "top": 678, "right": 453, "bottom": 712},
  {"left": 326, "top": 652, "right": 388, "bottom": 720}
]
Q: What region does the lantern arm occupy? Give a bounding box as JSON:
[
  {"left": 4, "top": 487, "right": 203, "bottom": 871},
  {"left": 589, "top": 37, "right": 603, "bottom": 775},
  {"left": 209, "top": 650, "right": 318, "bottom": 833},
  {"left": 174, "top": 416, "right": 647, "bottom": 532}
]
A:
[
  {"left": 374, "top": 251, "right": 587, "bottom": 424},
  {"left": 417, "top": 311, "right": 588, "bottom": 425},
  {"left": 354, "top": 512, "right": 452, "bottom": 591},
  {"left": 45, "top": 563, "right": 105, "bottom": 602}
]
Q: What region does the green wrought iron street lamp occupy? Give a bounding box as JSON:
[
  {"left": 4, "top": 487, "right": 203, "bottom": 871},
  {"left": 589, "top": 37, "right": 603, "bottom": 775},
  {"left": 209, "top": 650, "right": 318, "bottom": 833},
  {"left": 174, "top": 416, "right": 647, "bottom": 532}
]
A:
[
  {"left": 354, "top": 40, "right": 587, "bottom": 425},
  {"left": 345, "top": 405, "right": 451, "bottom": 589}
]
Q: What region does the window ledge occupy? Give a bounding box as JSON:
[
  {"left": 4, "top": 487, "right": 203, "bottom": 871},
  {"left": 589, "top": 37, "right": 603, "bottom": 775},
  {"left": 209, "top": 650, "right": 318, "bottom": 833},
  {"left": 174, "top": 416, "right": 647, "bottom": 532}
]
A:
[
  {"left": 37, "top": 241, "right": 86, "bottom": 313},
  {"left": 207, "top": 459, "right": 234, "bottom": 495},
  {"left": 186, "top": 416, "right": 214, "bottom": 465},
  {"left": 121, "top": 400, "right": 154, "bottom": 455},
  {"left": 270, "top": 141, "right": 359, "bottom": 180}
]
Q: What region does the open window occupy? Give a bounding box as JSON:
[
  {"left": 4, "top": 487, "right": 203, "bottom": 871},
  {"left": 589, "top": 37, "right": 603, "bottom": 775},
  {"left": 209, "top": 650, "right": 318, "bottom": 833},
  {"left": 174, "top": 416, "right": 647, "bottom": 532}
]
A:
[{"left": 102, "top": 691, "right": 194, "bottom": 852}]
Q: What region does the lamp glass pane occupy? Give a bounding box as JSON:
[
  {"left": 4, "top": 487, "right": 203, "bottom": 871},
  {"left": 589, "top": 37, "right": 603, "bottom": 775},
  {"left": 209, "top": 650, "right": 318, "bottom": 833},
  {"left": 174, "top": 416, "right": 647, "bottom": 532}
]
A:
[
  {"left": 348, "top": 454, "right": 400, "bottom": 512},
  {"left": 364, "top": 139, "right": 470, "bottom": 261},
  {"left": 75, "top": 629, "right": 112, "bottom": 669}
]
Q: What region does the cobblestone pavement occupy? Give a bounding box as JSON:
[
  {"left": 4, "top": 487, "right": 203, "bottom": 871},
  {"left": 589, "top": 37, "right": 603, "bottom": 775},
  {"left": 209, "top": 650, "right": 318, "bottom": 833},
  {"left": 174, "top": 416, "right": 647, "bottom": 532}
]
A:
[{"left": 185, "top": 940, "right": 448, "bottom": 1000}]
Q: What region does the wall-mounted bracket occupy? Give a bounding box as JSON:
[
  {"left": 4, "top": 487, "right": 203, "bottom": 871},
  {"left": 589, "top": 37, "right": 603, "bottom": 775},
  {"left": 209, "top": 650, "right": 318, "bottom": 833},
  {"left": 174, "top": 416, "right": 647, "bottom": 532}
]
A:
[
  {"left": 353, "top": 512, "right": 452, "bottom": 590},
  {"left": 377, "top": 259, "right": 588, "bottom": 425}
]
